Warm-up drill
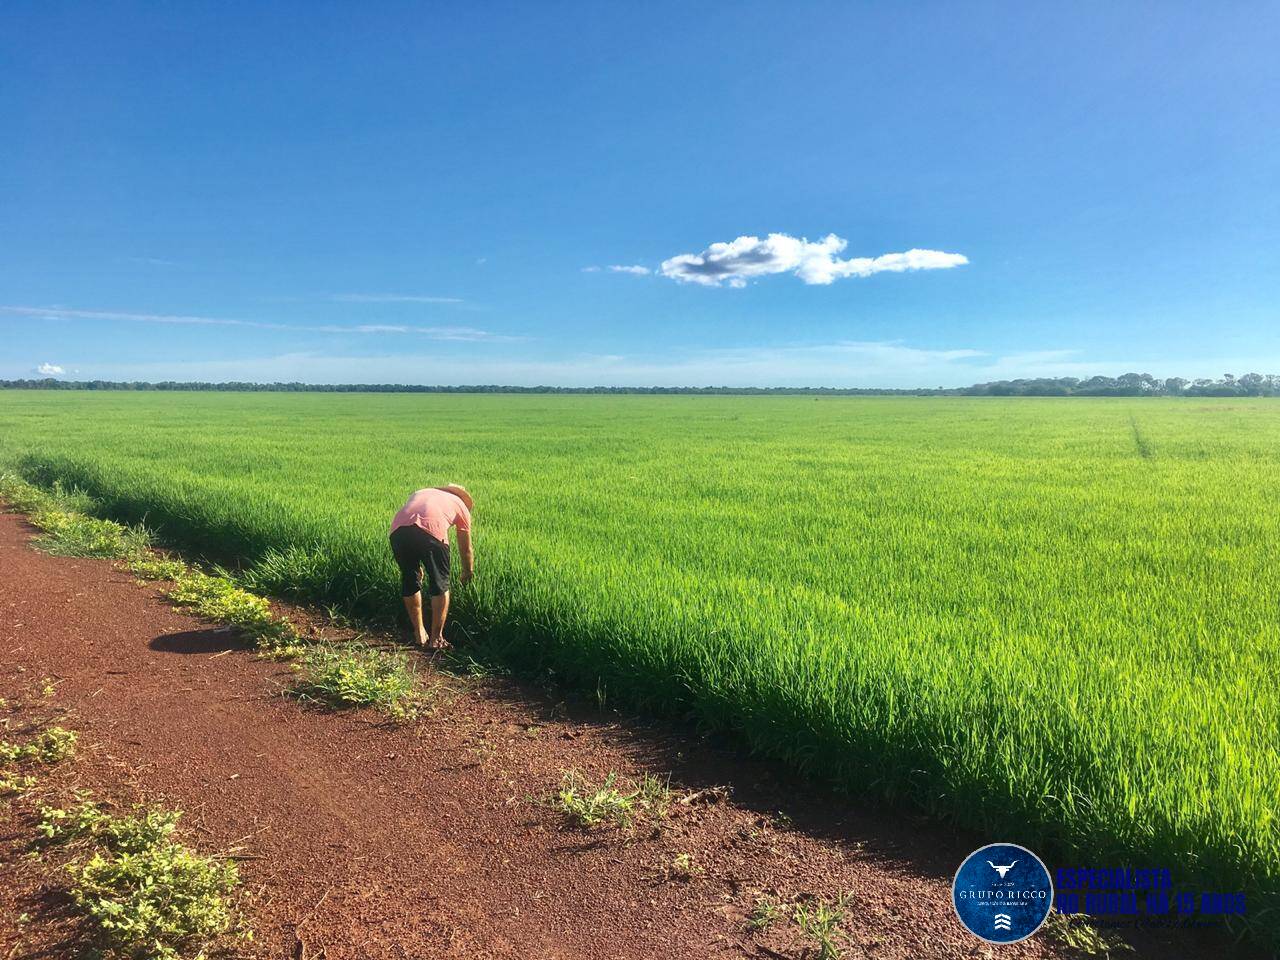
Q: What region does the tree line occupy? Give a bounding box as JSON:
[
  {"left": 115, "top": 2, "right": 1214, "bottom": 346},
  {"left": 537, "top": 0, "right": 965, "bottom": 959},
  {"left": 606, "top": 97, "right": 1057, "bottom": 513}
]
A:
[
  {"left": 2, "top": 373, "right": 1278, "bottom": 397},
  {"left": 961, "top": 373, "right": 1280, "bottom": 397}
]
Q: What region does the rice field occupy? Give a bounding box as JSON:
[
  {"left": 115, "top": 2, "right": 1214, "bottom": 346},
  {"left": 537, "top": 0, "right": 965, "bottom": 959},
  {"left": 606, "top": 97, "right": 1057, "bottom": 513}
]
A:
[{"left": 2, "top": 391, "right": 1278, "bottom": 926}]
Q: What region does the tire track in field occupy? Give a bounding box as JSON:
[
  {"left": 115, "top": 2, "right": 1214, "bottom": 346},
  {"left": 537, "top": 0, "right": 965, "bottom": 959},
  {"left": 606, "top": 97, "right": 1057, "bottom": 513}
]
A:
[{"left": 1130, "top": 415, "right": 1156, "bottom": 459}]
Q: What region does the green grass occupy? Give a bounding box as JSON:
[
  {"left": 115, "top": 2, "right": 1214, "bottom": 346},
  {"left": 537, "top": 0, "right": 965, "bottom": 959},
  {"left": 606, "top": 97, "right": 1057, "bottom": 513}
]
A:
[{"left": 1, "top": 392, "right": 1278, "bottom": 940}]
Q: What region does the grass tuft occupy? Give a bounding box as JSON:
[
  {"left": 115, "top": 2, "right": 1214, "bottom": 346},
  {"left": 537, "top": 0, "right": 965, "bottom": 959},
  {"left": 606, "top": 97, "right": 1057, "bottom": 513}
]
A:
[
  {"left": 290, "top": 642, "right": 430, "bottom": 720},
  {"left": 792, "top": 893, "right": 852, "bottom": 960},
  {"left": 555, "top": 771, "right": 635, "bottom": 828},
  {"left": 747, "top": 895, "right": 784, "bottom": 931},
  {"left": 744, "top": 892, "right": 851, "bottom": 958},
  {"left": 553, "top": 770, "right": 674, "bottom": 829}
]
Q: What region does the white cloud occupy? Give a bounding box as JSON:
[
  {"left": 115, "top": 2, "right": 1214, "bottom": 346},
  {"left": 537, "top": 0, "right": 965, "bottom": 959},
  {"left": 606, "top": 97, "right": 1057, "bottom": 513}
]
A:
[
  {"left": 583, "top": 264, "right": 651, "bottom": 276},
  {"left": 343, "top": 323, "right": 510, "bottom": 342},
  {"left": 660, "top": 233, "right": 968, "bottom": 287},
  {"left": 125, "top": 256, "right": 179, "bottom": 267},
  {"left": 36, "top": 362, "right": 64, "bottom": 376},
  {"left": 328, "top": 293, "right": 463, "bottom": 304},
  {"left": 1, "top": 305, "right": 520, "bottom": 342}
]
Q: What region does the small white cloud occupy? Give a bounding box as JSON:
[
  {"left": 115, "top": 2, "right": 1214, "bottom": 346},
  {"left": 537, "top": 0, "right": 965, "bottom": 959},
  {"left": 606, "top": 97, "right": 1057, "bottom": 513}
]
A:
[
  {"left": 1, "top": 306, "right": 521, "bottom": 342},
  {"left": 608, "top": 264, "right": 650, "bottom": 275},
  {"left": 36, "top": 362, "right": 65, "bottom": 376},
  {"left": 125, "top": 256, "right": 179, "bottom": 267},
  {"left": 408, "top": 326, "right": 520, "bottom": 342},
  {"left": 660, "top": 233, "right": 968, "bottom": 287},
  {"left": 328, "top": 293, "right": 464, "bottom": 304},
  {"left": 581, "top": 266, "right": 602, "bottom": 273}
]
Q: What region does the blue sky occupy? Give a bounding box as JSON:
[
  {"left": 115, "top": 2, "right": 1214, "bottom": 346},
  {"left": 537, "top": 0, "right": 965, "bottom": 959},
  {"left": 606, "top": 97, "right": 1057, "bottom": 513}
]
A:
[{"left": 3, "top": 1, "right": 1278, "bottom": 387}]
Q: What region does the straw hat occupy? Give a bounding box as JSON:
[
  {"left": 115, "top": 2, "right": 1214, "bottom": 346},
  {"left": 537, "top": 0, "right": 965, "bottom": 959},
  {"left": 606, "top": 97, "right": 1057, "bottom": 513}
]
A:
[{"left": 437, "top": 483, "right": 474, "bottom": 510}]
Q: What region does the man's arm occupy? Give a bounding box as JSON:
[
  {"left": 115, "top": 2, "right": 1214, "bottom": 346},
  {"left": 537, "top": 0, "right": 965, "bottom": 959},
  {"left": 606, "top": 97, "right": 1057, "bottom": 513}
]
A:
[{"left": 456, "top": 527, "right": 475, "bottom": 585}]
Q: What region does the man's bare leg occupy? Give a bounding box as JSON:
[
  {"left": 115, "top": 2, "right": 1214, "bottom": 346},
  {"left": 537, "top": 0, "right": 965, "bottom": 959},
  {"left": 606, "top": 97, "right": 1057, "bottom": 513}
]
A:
[
  {"left": 403, "top": 592, "right": 429, "bottom": 647},
  {"left": 428, "top": 591, "right": 451, "bottom": 649}
]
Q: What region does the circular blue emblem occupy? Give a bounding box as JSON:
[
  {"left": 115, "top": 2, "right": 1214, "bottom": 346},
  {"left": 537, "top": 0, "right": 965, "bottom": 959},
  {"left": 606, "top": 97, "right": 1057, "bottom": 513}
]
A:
[{"left": 952, "top": 842, "right": 1053, "bottom": 944}]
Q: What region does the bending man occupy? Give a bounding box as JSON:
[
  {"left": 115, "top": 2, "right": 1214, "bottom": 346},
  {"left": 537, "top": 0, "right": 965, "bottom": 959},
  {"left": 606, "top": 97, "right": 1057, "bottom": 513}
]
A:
[{"left": 389, "top": 484, "right": 474, "bottom": 650}]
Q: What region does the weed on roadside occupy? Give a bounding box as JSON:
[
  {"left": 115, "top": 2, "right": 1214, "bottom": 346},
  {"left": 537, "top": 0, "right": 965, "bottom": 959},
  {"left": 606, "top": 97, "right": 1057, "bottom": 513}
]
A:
[
  {"left": 290, "top": 642, "right": 430, "bottom": 720},
  {"left": 166, "top": 569, "right": 303, "bottom": 652},
  {"left": 0, "top": 771, "right": 38, "bottom": 798},
  {"left": 1, "top": 473, "right": 149, "bottom": 559},
  {"left": 37, "top": 798, "right": 243, "bottom": 959},
  {"left": 2, "top": 472, "right": 304, "bottom": 655},
  {"left": 554, "top": 771, "right": 635, "bottom": 828},
  {"left": 0, "top": 475, "right": 95, "bottom": 516},
  {"left": 29, "top": 509, "right": 152, "bottom": 559},
  {"left": 1041, "top": 910, "right": 1135, "bottom": 956},
  {"left": 126, "top": 553, "right": 189, "bottom": 582},
  {"left": 748, "top": 895, "right": 785, "bottom": 931},
  {"left": 669, "top": 852, "right": 701, "bottom": 880},
  {"left": 1, "top": 722, "right": 77, "bottom": 802},
  {"left": 792, "top": 893, "right": 852, "bottom": 960},
  {"left": 744, "top": 892, "right": 852, "bottom": 959},
  {"left": 1, "top": 726, "right": 78, "bottom": 765},
  {"left": 637, "top": 773, "right": 673, "bottom": 818},
  {"left": 553, "top": 770, "right": 674, "bottom": 830}
]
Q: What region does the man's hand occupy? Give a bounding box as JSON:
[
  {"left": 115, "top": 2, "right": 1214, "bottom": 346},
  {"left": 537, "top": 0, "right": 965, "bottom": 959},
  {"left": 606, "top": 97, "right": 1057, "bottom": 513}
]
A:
[{"left": 457, "top": 528, "right": 474, "bottom": 587}]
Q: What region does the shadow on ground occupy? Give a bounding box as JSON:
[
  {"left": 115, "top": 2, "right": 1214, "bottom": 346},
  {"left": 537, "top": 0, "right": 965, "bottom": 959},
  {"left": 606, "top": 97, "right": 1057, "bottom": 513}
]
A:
[{"left": 149, "top": 628, "right": 250, "bottom": 656}]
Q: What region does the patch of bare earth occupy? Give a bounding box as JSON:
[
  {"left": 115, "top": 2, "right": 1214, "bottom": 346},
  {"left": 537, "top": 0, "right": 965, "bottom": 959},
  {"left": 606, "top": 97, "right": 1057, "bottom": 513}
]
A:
[{"left": 0, "top": 511, "right": 1255, "bottom": 959}]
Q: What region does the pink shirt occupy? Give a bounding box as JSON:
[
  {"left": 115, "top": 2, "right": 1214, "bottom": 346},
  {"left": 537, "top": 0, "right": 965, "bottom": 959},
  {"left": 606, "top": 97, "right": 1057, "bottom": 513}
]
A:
[{"left": 390, "top": 488, "right": 472, "bottom": 543}]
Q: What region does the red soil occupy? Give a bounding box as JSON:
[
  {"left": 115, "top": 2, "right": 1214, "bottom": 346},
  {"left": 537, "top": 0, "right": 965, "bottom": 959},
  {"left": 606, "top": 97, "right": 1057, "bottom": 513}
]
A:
[{"left": 0, "top": 511, "right": 1253, "bottom": 959}]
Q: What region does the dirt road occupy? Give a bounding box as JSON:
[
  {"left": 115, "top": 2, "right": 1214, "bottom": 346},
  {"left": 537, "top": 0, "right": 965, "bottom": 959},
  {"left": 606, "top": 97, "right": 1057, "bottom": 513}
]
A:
[{"left": 0, "top": 511, "right": 1242, "bottom": 959}]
